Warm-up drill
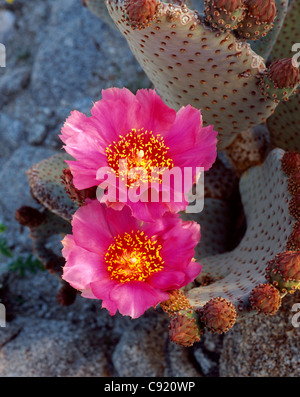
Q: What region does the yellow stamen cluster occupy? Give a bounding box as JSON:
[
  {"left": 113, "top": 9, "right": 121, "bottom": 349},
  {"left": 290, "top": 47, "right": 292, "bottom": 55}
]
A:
[
  {"left": 106, "top": 128, "right": 174, "bottom": 186},
  {"left": 105, "top": 230, "right": 165, "bottom": 283}
]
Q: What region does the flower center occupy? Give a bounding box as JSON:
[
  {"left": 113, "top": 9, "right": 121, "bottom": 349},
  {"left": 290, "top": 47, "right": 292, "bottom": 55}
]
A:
[
  {"left": 105, "top": 230, "right": 165, "bottom": 283},
  {"left": 105, "top": 128, "right": 174, "bottom": 186}
]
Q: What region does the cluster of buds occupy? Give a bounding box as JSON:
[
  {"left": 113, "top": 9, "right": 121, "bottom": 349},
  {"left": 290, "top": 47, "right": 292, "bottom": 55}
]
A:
[{"left": 204, "top": 0, "right": 277, "bottom": 39}]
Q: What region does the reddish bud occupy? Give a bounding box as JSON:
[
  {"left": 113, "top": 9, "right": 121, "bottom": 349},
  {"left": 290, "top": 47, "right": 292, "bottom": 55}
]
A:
[
  {"left": 245, "top": 0, "right": 277, "bottom": 23},
  {"left": 124, "top": 0, "right": 158, "bottom": 27},
  {"left": 15, "top": 206, "right": 45, "bottom": 228},
  {"left": 61, "top": 168, "right": 97, "bottom": 206},
  {"left": 268, "top": 58, "right": 300, "bottom": 89},
  {"left": 249, "top": 283, "right": 281, "bottom": 315},
  {"left": 201, "top": 297, "right": 237, "bottom": 334},
  {"left": 169, "top": 310, "right": 203, "bottom": 347},
  {"left": 160, "top": 290, "right": 191, "bottom": 315},
  {"left": 57, "top": 282, "right": 77, "bottom": 306},
  {"left": 281, "top": 152, "right": 300, "bottom": 177}
]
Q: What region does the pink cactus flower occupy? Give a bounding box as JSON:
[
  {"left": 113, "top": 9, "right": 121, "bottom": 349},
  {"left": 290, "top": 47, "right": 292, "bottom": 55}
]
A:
[
  {"left": 60, "top": 88, "right": 217, "bottom": 222},
  {"left": 61, "top": 200, "right": 201, "bottom": 318}
]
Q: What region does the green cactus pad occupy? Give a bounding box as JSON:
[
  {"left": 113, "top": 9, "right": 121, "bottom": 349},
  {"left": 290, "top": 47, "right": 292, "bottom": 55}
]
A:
[
  {"left": 267, "top": 89, "right": 300, "bottom": 152},
  {"left": 26, "top": 153, "right": 79, "bottom": 222},
  {"left": 186, "top": 149, "right": 295, "bottom": 314},
  {"left": 106, "top": 0, "right": 280, "bottom": 149}
]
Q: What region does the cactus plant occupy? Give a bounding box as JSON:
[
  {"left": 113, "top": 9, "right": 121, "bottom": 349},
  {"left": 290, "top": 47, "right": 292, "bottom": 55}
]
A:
[
  {"left": 101, "top": 0, "right": 300, "bottom": 154},
  {"left": 16, "top": 0, "right": 300, "bottom": 344}
]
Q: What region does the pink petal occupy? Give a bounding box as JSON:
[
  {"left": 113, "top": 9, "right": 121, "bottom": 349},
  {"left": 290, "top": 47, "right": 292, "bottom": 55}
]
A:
[
  {"left": 110, "top": 281, "right": 169, "bottom": 318},
  {"left": 164, "top": 105, "right": 200, "bottom": 153},
  {"left": 129, "top": 200, "right": 170, "bottom": 223},
  {"left": 183, "top": 261, "right": 202, "bottom": 284},
  {"left": 90, "top": 278, "right": 119, "bottom": 315},
  {"left": 62, "top": 245, "right": 106, "bottom": 290},
  {"left": 71, "top": 200, "right": 113, "bottom": 255},
  {"left": 61, "top": 234, "right": 75, "bottom": 260},
  {"left": 81, "top": 288, "right": 98, "bottom": 299},
  {"left": 60, "top": 110, "right": 89, "bottom": 143},
  {"left": 106, "top": 205, "right": 139, "bottom": 236},
  {"left": 160, "top": 221, "right": 200, "bottom": 270},
  {"left": 135, "top": 89, "right": 176, "bottom": 133},
  {"left": 91, "top": 88, "right": 142, "bottom": 143},
  {"left": 66, "top": 160, "right": 102, "bottom": 190},
  {"left": 172, "top": 125, "right": 218, "bottom": 171},
  {"left": 148, "top": 269, "right": 186, "bottom": 290}
]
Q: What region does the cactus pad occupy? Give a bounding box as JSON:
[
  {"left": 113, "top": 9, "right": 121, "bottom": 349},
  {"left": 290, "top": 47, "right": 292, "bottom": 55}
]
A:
[
  {"left": 26, "top": 153, "right": 79, "bottom": 222},
  {"left": 186, "top": 149, "right": 295, "bottom": 313},
  {"left": 267, "top": 90, "right": 300, "bottom": 152}
]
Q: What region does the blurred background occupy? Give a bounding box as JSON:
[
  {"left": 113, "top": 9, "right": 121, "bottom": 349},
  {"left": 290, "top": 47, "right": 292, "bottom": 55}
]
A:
[{"left": 0, "top": 0, "right": 298, "bottom": 377}]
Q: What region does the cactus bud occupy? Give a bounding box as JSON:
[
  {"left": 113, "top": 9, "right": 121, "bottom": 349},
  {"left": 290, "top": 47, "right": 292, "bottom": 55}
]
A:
[
  {"left": 259, "top": 58, "right": 300, "bottom": 102},
  {"left": 61, "top": 168, "right": 97, "bottom": 206},
  {"left": 15, "top": 206, "right": 46, "bottom": 228},
  {"left": 287, "top": 221, "right": 300, "bottom": 251},
  {"left": 168, "top": 309, "right": 203, "bottom": 347},
  {"left": 281, "top": 151, "right": 300, "bottom": 177},
  {"left": 204, "top": 0, "right": 246, "bottom": 31},
  {"left": 288, "top": 169, "right": 300, "bottom": 196},
  {"left": 236, "top": 0, "right": 277, "bottom": 41},
  {"left": 200, "top": 297, "right": 237, "bottom": 334},
  {"left": 124, "top": 0, "right": 159, "bottom": 28},
  {"left": 57, "top": 282, "right": 77, "bottom": 306},
  {"left": 249, "top": 283, "right": 281, "bottom": 315},
  {"left": 160, "top": 289, "right": 191, "bottom": 315},
  {"left": 289, "top": 192, "right": 300, "bottom": 220},
  {"left": 45, "top": 255, "right": 66, "bottom": 274},
  {"left": 266, "top": 251, "right": 300, "bottom": 293}
]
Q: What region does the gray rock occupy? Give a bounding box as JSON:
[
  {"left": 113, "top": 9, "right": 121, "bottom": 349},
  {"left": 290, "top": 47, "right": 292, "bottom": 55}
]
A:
[
  {"left": 0, "top": 10, "right": 15, "bottom": 42},
  {"left": 164, "top": 339, "right": 201, "bottom": 377},
  {"left": 27, "top": 123, "right": 47, "bottom": 145},
  {"left": 219, "top": 293, "right": 300, "bottom": 377},
  {"left": 0, "top": 113, "right": 24, "bottom": 156},
  {"left": 0, "top": 145, "right": 56, "bottom": 253},
  {"left": 192, "top": 333, "right": 224, "bottom": 377},
  {"left": 30, "top": 0, "right": 142, "bottom": 107},
  {"left": 0, "top": 67, "right": 31, "bottom": 107},
  {"left": 112, "top": 310, "right": 170, "bottom": 377},
  {"left": 0, "top": 317, "right": 111, "bottom": 376}
]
